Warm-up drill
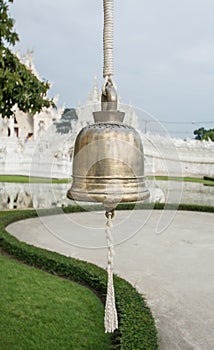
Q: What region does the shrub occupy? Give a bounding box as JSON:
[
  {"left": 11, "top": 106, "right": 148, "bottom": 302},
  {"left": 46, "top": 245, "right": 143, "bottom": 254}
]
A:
[{"left": 0, "top": 208, "right": 158, "bottom": 350}]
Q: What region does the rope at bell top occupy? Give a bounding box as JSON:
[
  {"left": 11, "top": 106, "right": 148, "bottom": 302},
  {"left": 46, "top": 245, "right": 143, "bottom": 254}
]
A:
[{"left": 103, "top": 0, "right": 115, "bottom": 93}]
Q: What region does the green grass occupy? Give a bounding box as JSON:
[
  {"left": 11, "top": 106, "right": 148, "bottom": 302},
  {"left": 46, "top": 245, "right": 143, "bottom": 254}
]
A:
[
  {"left": 1, "top": 204, "right": 213, "bottom": 349},
  {"left": 0, "top": 209, "right": 159, "bottom": 349},
  {"left": 150, "top": 175, "right": 214, "bottom": 185},
  {"left": 0, "top": 203, "right": 213, "bottom": 350},
  {"left": 0, "top": 252, "right": 111, "bottom": 350},
  {"left": 0, "top": 175, "right": 69, "bottom": 184}
]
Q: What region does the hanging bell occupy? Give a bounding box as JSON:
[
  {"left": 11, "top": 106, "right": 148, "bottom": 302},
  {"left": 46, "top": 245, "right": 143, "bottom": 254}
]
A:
[{"left": 67, "top": 82, "right": 149, "bottom": 211}]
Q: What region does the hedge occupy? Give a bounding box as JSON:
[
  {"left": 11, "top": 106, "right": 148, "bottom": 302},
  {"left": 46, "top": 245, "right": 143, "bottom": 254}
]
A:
[
  {"left": 1, "top": 203, "right": 213, "bottom": 349},
  {"left": 0, "top": 207, "right": 158, "bottom": 350},
  {"left": 116, "top": 202, "right": 214, "bottom": 212},
  {"left": 203, "top": 176, "right": 214, "bottom": 182}
]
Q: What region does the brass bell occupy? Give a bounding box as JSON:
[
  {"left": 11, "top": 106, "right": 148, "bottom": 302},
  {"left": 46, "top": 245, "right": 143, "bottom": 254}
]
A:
[{"left": 67, "top": 82, "right": 149, "bottom": 211}]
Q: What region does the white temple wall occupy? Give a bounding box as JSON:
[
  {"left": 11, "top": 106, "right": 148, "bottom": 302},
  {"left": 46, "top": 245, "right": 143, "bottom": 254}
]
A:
[
  {"left": 15, "top": 111, "right": 34, "bottom": 139},
  {"left": 142, "top": 133, "right": 214, "bottom": 177},
  {"left": 0, "top": 136, "right": 213, "bottom": 178}
]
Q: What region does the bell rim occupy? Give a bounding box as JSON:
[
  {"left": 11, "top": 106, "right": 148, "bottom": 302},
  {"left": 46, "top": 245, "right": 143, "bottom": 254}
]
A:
[{"left": 67, "top": 188, "right": 150, "bottom": 202}]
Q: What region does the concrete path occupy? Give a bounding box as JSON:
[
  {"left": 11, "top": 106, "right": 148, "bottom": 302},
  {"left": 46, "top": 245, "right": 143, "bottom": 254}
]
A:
[{"left": 7, "top": 210, "right": 214, "bottom": 350}]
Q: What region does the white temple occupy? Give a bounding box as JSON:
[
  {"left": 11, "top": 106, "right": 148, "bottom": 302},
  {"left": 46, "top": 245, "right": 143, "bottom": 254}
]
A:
[
  {"left": 0, "top": 53, "right": 213, "bottom": 179},
  {"left": 0, "top": 51, "right": 62, "bottom": 141}
]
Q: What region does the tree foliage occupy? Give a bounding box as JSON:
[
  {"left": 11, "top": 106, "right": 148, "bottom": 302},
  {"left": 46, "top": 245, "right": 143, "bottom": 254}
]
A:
[
  {"left": 194, "top": 127, "right": 214, "bottom": 142},
  {"left": 0, "top": 0, "right": 54, "bottom": 118}
]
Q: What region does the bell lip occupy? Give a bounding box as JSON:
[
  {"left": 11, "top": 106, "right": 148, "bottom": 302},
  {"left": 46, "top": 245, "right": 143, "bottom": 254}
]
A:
[{"left": 66, "top": 188, "right": 150, "bottom": 202}]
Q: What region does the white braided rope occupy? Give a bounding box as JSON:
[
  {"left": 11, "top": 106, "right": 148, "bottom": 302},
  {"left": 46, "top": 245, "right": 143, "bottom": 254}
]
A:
[
  {"left": 103, "top": 0, "right": 114, "bottom": 93},
  {"left": 104, "top": 212, "right": 118, "bottom": 333}
]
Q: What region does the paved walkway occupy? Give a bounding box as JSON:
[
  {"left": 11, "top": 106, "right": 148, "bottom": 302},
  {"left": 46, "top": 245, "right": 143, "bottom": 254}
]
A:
[{"left": 7, "top": 210, "right": 214, "bottom": 350}]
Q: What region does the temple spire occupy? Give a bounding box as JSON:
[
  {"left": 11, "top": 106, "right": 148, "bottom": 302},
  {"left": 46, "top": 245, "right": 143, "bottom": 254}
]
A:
[{"left": 88, "top": 76, "right": 100, "bottom": 103}]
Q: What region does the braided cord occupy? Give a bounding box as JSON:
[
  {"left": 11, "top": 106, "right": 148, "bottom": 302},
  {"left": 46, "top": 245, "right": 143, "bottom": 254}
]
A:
[
  {"left": 103, "top": 0, "right": 114, "bottom": 82},
  {"left": 104, "top": 211, "right": 118, "bottom": 333}
]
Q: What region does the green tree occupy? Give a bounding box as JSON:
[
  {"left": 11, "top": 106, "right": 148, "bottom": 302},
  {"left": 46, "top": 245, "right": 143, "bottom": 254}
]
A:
[
  {"left": 0, "top": 0, "right": 54, "bottom": 118},
  {"left": 194, "top": 127, "right": 214, "bottom": 141}
]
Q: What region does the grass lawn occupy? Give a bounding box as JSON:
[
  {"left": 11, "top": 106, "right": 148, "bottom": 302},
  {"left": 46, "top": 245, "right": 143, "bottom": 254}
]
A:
[
  {"left": 0, "top": 252, "right": 111, "bottom": 350},
  {"left": 0, "top": 175, "right": 69, "bottom": 184}
]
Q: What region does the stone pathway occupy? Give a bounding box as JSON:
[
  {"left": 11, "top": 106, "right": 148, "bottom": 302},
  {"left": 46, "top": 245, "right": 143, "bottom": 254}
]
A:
[{"left": 7, "top": 210, "right": 214, "bottom": 350}]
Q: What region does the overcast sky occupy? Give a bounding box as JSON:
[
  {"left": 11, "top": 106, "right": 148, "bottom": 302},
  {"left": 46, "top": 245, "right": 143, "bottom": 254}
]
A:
[{"left": 10, "top": 0, "right": 214, "bottom": 138}]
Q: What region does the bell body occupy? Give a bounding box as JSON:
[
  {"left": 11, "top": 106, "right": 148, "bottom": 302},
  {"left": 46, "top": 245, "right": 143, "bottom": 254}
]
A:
[{"left": 67, "top": 111, "right": 149, "bottom": 210}]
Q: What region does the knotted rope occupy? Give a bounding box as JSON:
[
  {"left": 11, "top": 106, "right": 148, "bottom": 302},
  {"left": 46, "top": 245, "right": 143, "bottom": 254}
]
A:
[
  {"left": 104, "top": 210, "right": 118, "bottom": 333},
  {"left": 102, "top": 0, "right": 118, "bottom": 333},
  {"left": 102, "top": 0, "right": 115, "bottom": 94}
]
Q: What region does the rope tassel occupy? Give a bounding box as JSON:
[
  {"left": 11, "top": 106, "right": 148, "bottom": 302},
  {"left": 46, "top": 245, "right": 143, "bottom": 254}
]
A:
[
  {"left": 104, "top": 211, "right": 118, "bottom": 333},
  {"left": 103, "top": 1, "right": 118, "bottom": 332}
]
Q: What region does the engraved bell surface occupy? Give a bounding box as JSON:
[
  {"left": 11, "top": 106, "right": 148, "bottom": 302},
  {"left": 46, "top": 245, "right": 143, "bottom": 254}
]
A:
[{"left": 67, "top": 104, "right": 150, "bottom": 210}]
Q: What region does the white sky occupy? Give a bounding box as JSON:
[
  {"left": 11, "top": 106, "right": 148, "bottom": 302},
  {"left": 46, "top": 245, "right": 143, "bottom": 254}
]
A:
[{"left": 10, "top": 0, "right": 214, "bottom": 138}]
